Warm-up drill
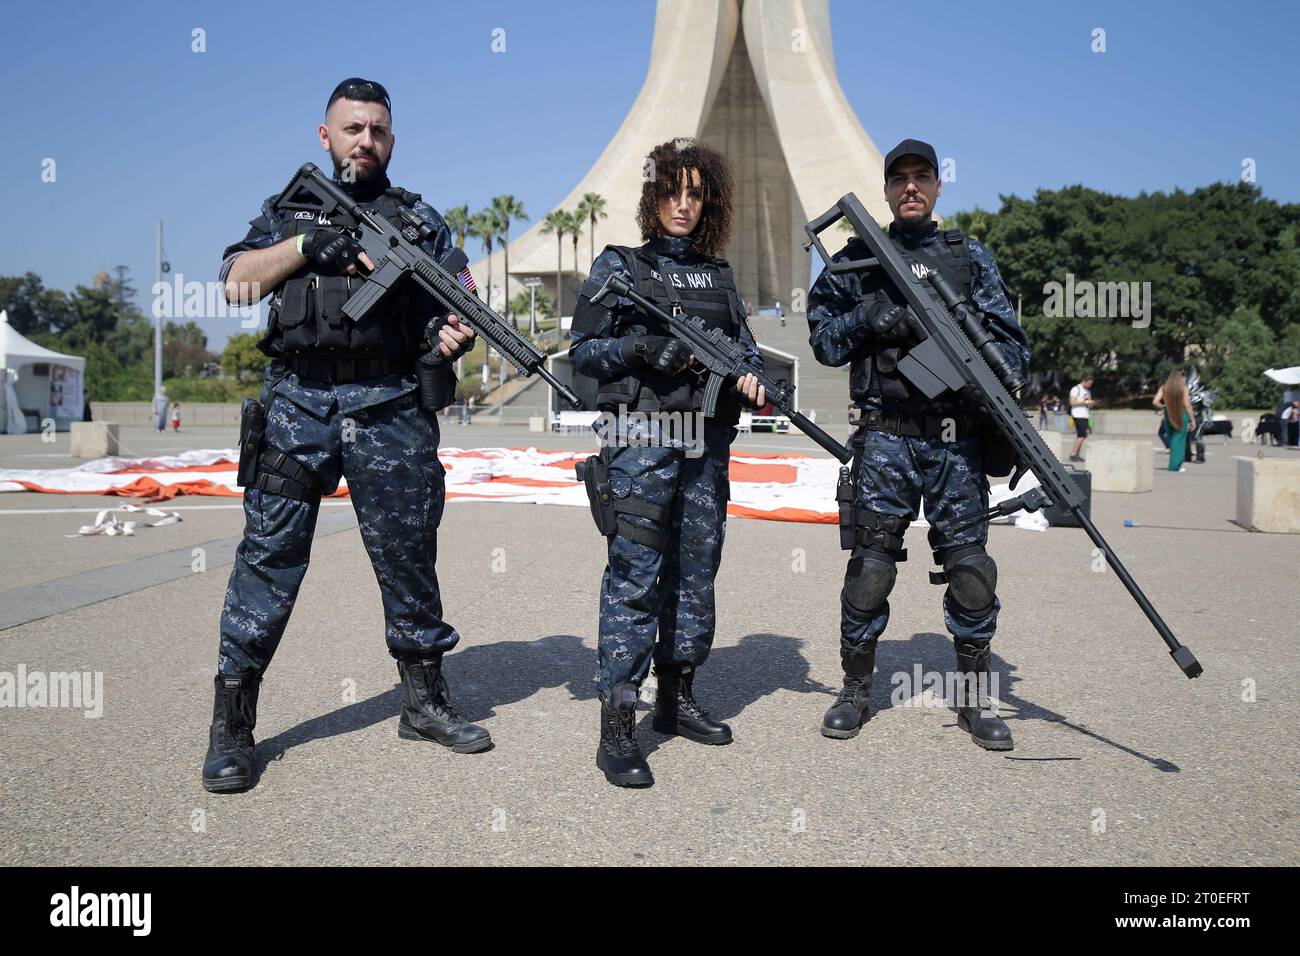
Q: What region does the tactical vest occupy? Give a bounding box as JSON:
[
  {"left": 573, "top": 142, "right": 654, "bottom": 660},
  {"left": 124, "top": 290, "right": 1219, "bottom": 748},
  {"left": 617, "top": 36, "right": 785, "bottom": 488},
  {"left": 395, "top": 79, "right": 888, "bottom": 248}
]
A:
[
  {"left": 596, "top": 244, "right": 743, "bottom": 422},
  {"left": 261, "top": 186, "right": 431, "bottom": 359},
  {"left": 850, "top": 227, "right": 972, "bottom": 408}
]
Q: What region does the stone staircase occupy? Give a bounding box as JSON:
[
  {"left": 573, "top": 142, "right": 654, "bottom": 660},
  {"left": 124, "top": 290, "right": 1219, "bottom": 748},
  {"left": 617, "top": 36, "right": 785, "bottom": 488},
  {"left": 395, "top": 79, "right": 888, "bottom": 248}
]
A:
[{"left": 746, "top": 311, "right": 851, "bottom": 428}]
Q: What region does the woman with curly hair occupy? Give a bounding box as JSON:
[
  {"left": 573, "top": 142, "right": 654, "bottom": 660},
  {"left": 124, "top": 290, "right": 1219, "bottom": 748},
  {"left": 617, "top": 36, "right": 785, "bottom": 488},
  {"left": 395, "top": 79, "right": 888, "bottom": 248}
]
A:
[{"left": 570, "top": 138, "right": 766, "bottom": 787}]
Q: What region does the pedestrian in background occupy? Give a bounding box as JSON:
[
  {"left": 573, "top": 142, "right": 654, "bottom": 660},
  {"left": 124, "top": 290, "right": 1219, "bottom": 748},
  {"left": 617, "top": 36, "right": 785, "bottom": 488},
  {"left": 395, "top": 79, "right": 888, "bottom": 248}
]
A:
[
  {"left": 1161, "top": 370, "right": 1196, "bottom": 472},
  {"left": 152, "top": 386, "right": 168, "bottom": 433},
  {"left": 1069, "top": 376, "right": 1097, "bottom": 462}
]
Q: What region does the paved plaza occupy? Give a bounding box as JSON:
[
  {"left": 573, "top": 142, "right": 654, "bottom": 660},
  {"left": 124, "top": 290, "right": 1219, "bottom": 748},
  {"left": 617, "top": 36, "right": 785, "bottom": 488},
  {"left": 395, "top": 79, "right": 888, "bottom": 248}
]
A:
[{"left": 1, "top": 423, "right": 1296, "bottom": 865}]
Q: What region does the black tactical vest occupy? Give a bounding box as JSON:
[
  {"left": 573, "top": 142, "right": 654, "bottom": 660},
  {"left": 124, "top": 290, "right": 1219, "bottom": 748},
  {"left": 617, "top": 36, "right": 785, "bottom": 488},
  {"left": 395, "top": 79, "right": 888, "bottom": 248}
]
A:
[
  {"left": 596, "top": 243, "right": 743, "bottom": 422},
  {"left": 850, "top": 227, "right": 972, "bottom": 408},
  {"left": 260, "top": 186, "right": 431, "bottom": 359}
]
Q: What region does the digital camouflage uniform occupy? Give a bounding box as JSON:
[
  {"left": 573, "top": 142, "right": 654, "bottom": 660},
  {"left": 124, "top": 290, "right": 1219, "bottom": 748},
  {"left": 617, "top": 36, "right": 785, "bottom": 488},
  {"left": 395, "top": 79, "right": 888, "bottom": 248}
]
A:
[
  {"left": 808, "top": 221, "right": 1030, "bottom": 653},
  {"left": 570, "top": 235, "right": 761, "bottom": 697},
  {"left": 215, "top": 178, "right": 460, "bottom": 675}
]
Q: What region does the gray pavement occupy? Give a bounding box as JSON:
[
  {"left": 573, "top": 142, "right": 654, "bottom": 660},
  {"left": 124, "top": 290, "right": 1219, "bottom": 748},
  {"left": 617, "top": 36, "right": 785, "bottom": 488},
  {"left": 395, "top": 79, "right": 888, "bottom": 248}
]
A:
[{"left": 0, "top": 425, "right": 1297, "bottom": 865}]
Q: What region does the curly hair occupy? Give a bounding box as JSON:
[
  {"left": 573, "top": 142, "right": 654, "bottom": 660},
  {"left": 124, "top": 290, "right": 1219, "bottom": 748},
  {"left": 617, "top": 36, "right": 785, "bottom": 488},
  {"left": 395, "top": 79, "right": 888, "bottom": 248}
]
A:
[{"left": 636, "top": 138, "right": 734, "bottom": 256}]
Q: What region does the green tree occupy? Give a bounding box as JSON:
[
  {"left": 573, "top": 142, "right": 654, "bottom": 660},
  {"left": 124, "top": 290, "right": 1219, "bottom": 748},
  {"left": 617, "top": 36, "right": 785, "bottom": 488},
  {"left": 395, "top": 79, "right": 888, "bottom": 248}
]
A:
[
  {"left": 1203, "top": 307, "right": 1284, "bottom": 408},
  {"left": 162, "top": 321, "right": 213, "bottom": 378},
  {"left": 443, "top": 205, "right": 470, "bottom": 249},
  {"left": 540, "top": 210, "right": 569, "bottom": 318},
  {"left": 468, "top": 210, "right": 501, "bottom": 308},
  {"left": 565, "top": 210, "right": 584, "bottom": 300},
  {"left": 221, "top": 332, "right": 270, "bottom": 382},
  {"left": 577, "top": 192, "right": 608, "bottom": 266},
  {"left": 509, "top": 289, "right": 553, "bottom": 327},
  {"left": 491, "top": 195, "right": 529, "bottom": 329}
]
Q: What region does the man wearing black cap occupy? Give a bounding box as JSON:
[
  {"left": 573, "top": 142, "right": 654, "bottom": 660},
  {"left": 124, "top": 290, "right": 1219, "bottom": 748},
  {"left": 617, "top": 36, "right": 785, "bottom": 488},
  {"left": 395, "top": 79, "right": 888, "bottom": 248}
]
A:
[
  {"left": 807, "top": 138, "right": 1030, "bottom": 750},
  {"left": 201, "top": 78, "right": 490, "bottom": 794}
]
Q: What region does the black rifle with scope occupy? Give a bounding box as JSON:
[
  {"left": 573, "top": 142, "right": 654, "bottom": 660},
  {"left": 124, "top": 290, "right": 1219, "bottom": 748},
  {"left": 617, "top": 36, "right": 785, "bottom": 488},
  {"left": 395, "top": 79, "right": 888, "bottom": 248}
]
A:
[{"left": 804, "top": 192, "right": 1201, "bottom": 679}]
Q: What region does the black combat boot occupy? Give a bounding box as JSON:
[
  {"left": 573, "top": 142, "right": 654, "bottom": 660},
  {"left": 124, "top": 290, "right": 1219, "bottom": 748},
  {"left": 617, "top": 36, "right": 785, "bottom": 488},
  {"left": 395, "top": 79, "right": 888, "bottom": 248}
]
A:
[
  {"left": 396, "top": 658, "right": 493, "bottom": 754},
  {"left": 651, "top": 663, "right": 733, "bottom": 745},
  {"left": 201, "top": 671, "right": 261, "bottom": 793},
  {"left": 596, "top": 682, "right": 653, "bottom": 787},
  {"left": 954, "top": 641, "right": 1013, "bottom": 750},
  {"left": 821, "top": 639, "right": 876, "bottom": 739}
]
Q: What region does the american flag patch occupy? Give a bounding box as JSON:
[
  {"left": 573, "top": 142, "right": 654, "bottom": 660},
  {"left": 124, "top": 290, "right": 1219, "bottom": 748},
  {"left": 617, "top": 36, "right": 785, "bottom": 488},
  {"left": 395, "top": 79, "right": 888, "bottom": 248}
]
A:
[{"left": 457, "top": 269, "right": 477, "bottom": 294}]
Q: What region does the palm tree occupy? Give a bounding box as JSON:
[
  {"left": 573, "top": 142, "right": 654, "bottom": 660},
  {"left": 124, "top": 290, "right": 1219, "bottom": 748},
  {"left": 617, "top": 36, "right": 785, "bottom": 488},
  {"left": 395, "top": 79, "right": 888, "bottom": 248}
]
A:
[
  {"left": 540, "top": 210, "right": 568, "bottom": 318},
  {"left": 565, "top": 211, "right": 584, "bottom": 299},
  {"left": 577, "top": 192, "right": 608, "bottom": 265},
  {"left": 468, "top": 210, "right": 502, "bottom": 304},
  {"left": 491, "top": 195, "right": 529, "bottom": 329},
  {"left": 444, "top": 205, "right": 470, "bottom": 249}
]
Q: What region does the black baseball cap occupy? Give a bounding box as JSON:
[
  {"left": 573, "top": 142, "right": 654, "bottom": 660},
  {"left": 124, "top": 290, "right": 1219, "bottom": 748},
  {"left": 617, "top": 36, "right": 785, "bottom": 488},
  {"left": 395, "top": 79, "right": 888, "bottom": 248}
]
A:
[
  {"left": 327, "top": 77, "right": 391, "bottom": 114},
  {"left": 884, "top": 138, "right": 938, "bottom": 179}
]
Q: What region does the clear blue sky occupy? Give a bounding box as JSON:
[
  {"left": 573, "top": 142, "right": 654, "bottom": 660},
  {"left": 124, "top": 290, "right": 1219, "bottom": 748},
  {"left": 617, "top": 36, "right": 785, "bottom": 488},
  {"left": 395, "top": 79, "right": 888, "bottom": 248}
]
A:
[{"left": 2, "top": 0, "right": 1295, "bottom": 349}]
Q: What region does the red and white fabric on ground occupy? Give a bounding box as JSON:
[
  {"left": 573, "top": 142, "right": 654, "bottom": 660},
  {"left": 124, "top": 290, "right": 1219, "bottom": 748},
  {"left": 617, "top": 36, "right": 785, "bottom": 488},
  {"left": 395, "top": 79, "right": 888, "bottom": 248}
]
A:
[{"left": 0, "top": 447, "right": 1047, "bottom": 530}]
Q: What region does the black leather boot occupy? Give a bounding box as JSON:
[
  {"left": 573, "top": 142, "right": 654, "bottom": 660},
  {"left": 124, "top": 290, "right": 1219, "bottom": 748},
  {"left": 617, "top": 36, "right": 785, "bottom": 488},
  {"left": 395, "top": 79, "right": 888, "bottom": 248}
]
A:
[
  {"left": 201, "top": 672, "right": 261, "bottom": 793},
  {"left": 396, "top": 658, "right": 493, "bottom": 754},
  {"left": 954, "top": 641, "right": 1013, "bottom": 750},
  {"left": 821, "top": 639, "right": 876, "bottom": 739},
  {"left": 596, "top": 682, "right": 653, "bottom": 787},
  {"left": 651, "top": 663, "right": 732, "bottom": 744}
]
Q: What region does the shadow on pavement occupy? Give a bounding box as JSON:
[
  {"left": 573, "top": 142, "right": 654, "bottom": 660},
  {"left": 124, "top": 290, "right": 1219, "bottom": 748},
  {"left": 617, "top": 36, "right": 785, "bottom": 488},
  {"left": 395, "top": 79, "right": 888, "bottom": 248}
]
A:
[
  {"left": 252, "top": 628, "right": 1179, "bottom": 776},
  {"left": 875, "top": 632, "right": 1179, "bottom": 772}
]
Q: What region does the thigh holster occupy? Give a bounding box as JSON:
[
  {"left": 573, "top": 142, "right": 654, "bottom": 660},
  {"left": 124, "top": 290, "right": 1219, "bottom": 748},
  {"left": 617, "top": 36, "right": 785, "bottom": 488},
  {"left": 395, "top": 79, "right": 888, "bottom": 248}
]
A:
[
  {"left": 236, "top": 398, "right": 267, "bottom": 488},
  {"left": 576, "top": 454, "right": 669, "bottom": 552},
  {"left": 252, "top": 448, "right": 320, "bottom": 502},
  {"left": 838, "top": 431, "right": 909, "bottom": 560}
]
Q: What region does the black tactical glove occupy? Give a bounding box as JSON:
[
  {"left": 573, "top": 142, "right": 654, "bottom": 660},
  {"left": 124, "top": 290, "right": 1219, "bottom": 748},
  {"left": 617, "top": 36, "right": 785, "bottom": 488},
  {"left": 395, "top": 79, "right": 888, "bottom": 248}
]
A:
[
  {"left": 421, "top": 317, "right": 475, "bottom": 365},
  {"left": 861, "top": 301, "right": 924, "bottom": 345},
  {"left": 300, "top": 228, "right": 365, "bottom": 274},
  {"left": 621, "top": 335, "right": 692, "bottom": 374},
  {"left": 959, "top": 383, "right": 988, "bottom": 409}
]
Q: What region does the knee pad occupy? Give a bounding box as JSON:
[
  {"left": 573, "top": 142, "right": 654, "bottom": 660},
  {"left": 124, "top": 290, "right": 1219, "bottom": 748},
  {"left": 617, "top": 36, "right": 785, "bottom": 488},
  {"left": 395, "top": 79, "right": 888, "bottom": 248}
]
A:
[
  {"left": 843, "top": 546, "right": 897, "bottom": 614},
  {"left": 942, "top": 544, "right": 998, "bottom": 616}
]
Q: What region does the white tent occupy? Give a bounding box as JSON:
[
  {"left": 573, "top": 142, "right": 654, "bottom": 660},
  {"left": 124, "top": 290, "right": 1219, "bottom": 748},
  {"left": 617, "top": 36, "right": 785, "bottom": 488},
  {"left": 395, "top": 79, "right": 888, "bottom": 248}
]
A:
[
  {"left": 1264, "top": 367, "right": 1300, "bottom": 386},
  {"left": 0, "top": 310, "right": 87, "bottom": 434}
]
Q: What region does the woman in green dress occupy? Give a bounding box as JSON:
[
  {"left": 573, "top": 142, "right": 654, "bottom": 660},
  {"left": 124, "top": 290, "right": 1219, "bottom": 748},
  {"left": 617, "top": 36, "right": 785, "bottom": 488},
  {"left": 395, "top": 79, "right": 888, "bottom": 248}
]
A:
[{"left": 1162, "top": 370, "right": 1197, "bottom": 471}]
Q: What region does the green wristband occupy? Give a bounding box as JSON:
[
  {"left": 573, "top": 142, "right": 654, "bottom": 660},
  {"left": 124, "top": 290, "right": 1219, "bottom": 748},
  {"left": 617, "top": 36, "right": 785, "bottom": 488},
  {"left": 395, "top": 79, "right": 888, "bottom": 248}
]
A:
[{"left": 296, "top": 233, "right": 306, "bottom": 256}]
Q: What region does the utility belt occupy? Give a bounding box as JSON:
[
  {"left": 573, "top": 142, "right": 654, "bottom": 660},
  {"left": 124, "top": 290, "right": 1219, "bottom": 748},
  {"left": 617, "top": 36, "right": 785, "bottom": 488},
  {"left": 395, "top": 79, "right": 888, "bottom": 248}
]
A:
[
  {"left": 283, "top": 352, "right": 415, "bottom": 385},
  {"left": 575, "top": 449, "right": 669, "bottom": 552},
  {"left": 849, "top": 406, "right": 974, "bottom": 439}
]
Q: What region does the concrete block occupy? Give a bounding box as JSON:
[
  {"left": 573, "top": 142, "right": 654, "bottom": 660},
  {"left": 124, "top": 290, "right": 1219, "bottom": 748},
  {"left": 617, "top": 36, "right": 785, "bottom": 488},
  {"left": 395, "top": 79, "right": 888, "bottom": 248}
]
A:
[
  {"left": 1086, "top": 439, "right": 1153, "bottom": 493},
  {"left": 70, "top": 421, "right": 119, "bottom": 458},
  {"left": 1235, "top": 457, "right": 1300, "bottom": 533},
  {"left": 1037, "top": 429, "right": 1065, "bottom": 463}
]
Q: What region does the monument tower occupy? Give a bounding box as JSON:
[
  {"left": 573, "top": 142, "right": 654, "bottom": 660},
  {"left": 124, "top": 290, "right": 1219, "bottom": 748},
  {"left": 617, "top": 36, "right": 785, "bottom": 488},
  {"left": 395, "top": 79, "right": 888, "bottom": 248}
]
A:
[{"left": 472, "top": 0, "right": 890, "bottom": 314}]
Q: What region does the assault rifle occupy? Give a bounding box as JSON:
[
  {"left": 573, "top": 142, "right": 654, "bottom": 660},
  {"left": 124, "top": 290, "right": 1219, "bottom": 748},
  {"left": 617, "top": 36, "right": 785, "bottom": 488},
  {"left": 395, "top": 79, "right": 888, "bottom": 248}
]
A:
[
  {"left": 271, "top": 163, "right": 579, "bottom": 408},
  {"left": 589, "top": 274, "right": 852, "bottom": 463},
  {"left": 804, "top": 193, "right": 1201, "bottom": 679}
]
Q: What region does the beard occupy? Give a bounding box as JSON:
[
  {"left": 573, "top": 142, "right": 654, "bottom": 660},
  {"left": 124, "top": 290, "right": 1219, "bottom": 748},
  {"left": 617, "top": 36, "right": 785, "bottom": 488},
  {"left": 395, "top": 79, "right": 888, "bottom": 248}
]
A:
[
  {"left": 330, "top": 145, "right": 388, "bottom": 185},
  {"left": 895, "top": 198, "right": 930, "bottom": 228}
]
